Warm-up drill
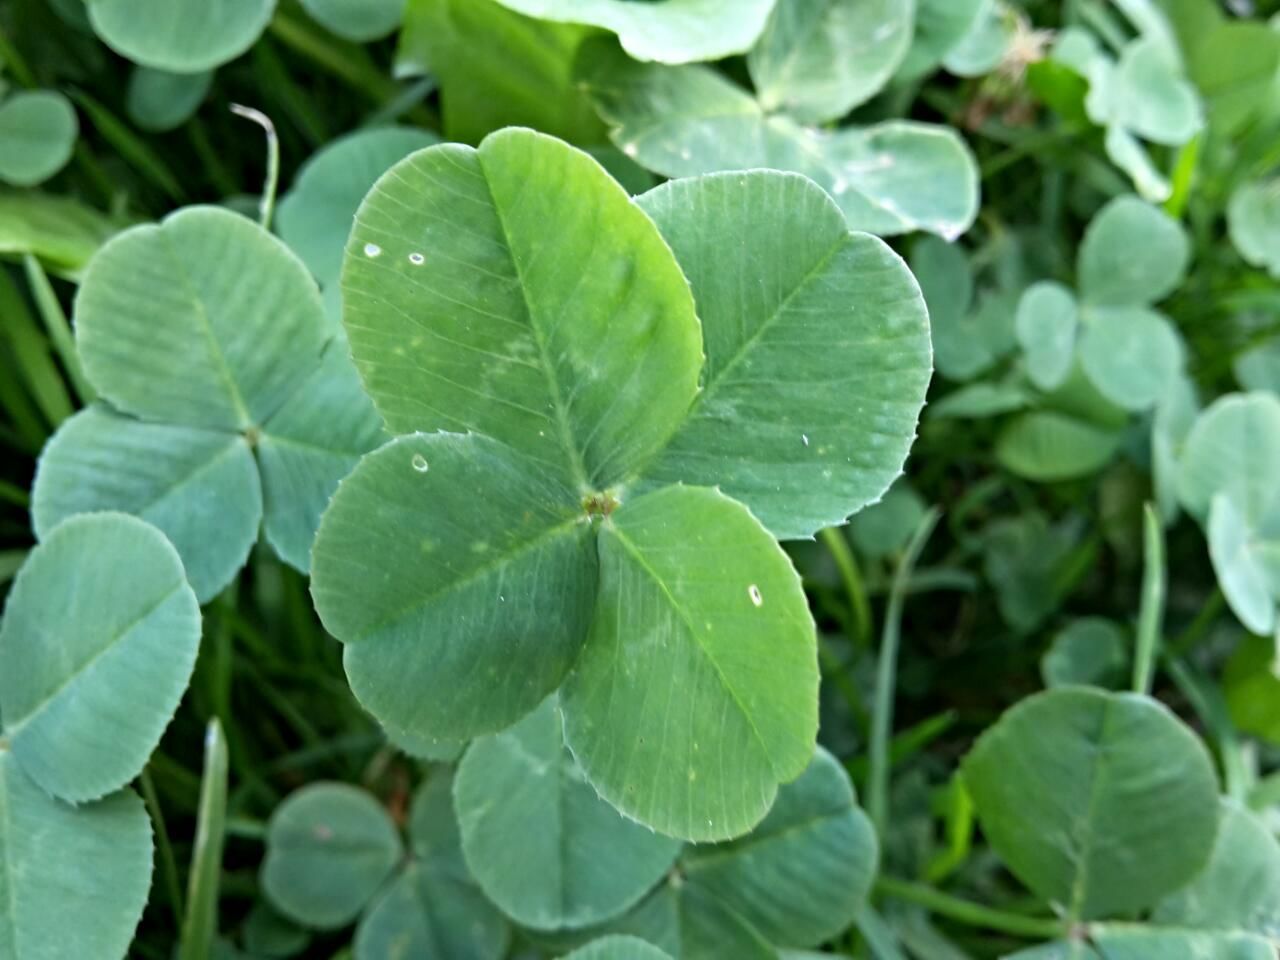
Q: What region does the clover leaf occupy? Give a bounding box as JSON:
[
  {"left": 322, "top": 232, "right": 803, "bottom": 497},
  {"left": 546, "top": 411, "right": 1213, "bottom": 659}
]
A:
[
  {"left": 961, "top": 687, "right": 1220, "bottom": 921},
  {"left": 0, "top": 90, "right": 78, "bottom": 188},
  {"left": 87, "top": 0, "right": 276, "bottom": 71},
  {"left": 577, "top": 38, "right": 980, "bottom": 240},
  {"left": 489, "top": 0, "right": 779, "bottom": 64},
  {"left": 262, "top": 776, "right": 510, "bottom": 959},
  {"left": 454, "top": 697, "right": 681, "bottom": 930},
  {"left": 312, "top": 129, "right": 931, "bottom": 840},
  {"left": 0, "top": 751, "right": 154, "bottom": 960},
  {"left": 32, "top": 205, "right": 385, "bottom": 600},
  {"left": 0, "top": 512, "right": 201, "bottom": 803}
]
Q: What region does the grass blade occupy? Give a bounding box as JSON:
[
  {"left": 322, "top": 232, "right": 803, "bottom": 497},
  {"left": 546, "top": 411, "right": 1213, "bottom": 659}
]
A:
[{"left": 178, "top": 719, "right": 230, "bottom": 960}]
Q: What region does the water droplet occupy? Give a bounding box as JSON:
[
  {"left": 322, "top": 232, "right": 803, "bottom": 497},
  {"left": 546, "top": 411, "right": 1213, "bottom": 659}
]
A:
[
  {"left": 623, "top": 142, "right": 638, "bottom": 157},
  {"left": 411, "top": 454, "right": 429, "bottom": 472},
  {"left": 408, "top": 252, "right": 425, "bottom": 265},
  {"left": 363, "top": 242, "right": 382, "bottom": 258},
  {"left": 801, "top": 433, "right": 810, "bottom": 446},
  {"left": 748, "top": 584, "right": 763, "bottom": 607}
]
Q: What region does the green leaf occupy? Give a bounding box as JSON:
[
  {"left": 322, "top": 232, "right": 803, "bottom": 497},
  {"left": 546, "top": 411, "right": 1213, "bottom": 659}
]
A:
[
  {"left": 400, "top": 0, "right": 605, "bottom": 144},
  {"left": 1207, "top": 493, "right": 1279, "bottom": 636},
  {"left": 747, "top": 0, "right": 914, "bottom": 124},
  {"left": 490, "top": 0, "right": 778, "bottom": 63},
  {"left": 1108, "top": 36, "right": 1203, "bottom": 146},
  {"left": 602, "top": 879, "right": 777, "bottom": 960},
  {"left": 996, "top": 411, "right": 1122, "bottom": 481},
  {"left": 277, "top": 126, "right": 439, "bottom": 288},
  {"left": 1088, "top": 926, "right": 1275, "bottom": 960},
  {"left": 633, "top": 171, "right": 932, "bottom": 540},
  {"left": 311, "top": 433, "right": 597, "bottom": 741},
  {"left": 897, "top": 0, "right": 987, "bottom": 80},
  {"left": 0, "top": 191, "right": 125, "bottom": 277},
  {"left": 1079, "top": 305, "right": 1183, "bottom": 411},
  {"left": 1152, "top": 371, "right": 1199, "bottom": 523},
  {"left": 1184, "top": 21, "right": 1280, "bottom": 135},
  {"left": 87, "top": 0, "right": 276, "bottom": 71},
  {"left": 909, "top": 237, "right": 990, "bottom": 381},
  {"left": 1228, "top": 179, "right": 1280, "bottom": 280},
  {"left": 355, "top": 775, "right": 509, "bottom": 960},
  {"left": 455, "top": 697, "right": 681, "bottom": 929},
  {"left": 76, "top": 206, "right": 329, "bottom": 433},
  {"left": 125, "top": 67, "right": 212, "bottom": 133},
  {"left": 578, "top": 43, "right": 979, "bottom": 239},
  {"left": 1077, "top": 195, "right": 1190, "bottom": 307},
  {"left": 1225, "top": 634, "right": 1280, "bottom": 744},
  {"left": 0, "top": 753, "right": 154, "bottom": 960},
  {"left": 355, "top": 862, "right": 510, "bottom": 960},
  {"left": 300, "top": 0, "right": 405, "bottom": 41},
  {"left": 982, "top": 512, "right": 1081, "bottom": 633},
  {"left": 943, "top": 0, "right": 1014, "bottom": 77},
  {"left": 257, "top": 340, "right": 387, "bottom": 573},
  {"left": 561, "top": 484, "right": 818, "bottom": 843},
  {"left": 343, "top": 128, "right": 702, "bottom": 491},
  {"left": 1177, "top": 392, "right": 1280, "bottom": 523},
  {"left": 0, "top": 90, "right": 78, "bottom": 187},
  {"left": 961, "top": 687, "right": 1220, "bottom": 920},
  {"left": 1040, "top": 617, "right": 1129, "bottom": 689},
  {"left": 1153, "top": 800, "right": 1280, "bottom": 936},
  {"left": 680, "top": 747, "right": 877, "bottom": 948},
  {"left": 0, "top": 513, "right": 200, "bottom": 803},
  {"left": 262, "top": 783, "right": 403, "bottom": 930},
  {"left": 848, "top": 482, "right": 927, "bottom": 558},
  {"left": 930, "top": 380, "right": 1031, "bottom": 419},
  {"left": 32, "top": 405, "right": 262, "bottom": 603},
  {"left": 563, "top": 937, "right": 674, "bottom": 960},
  {"left": 1015, "top": 281, "right": 1078, "bottom": 391}
]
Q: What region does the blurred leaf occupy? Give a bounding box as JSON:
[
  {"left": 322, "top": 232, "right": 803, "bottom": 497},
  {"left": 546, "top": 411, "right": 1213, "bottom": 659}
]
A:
[
  {"left": 262, "top": 783, "right": 403, "bottom": 930},
  {"left": 1040, "top": 617, "right": 1129, "bottom": 689},
  {"left": 125, "top": 67, "right": 212, "bottom": 133},
  {"left": 454, "top": 697, "right": 680, "bottom": 929},
  {"left": 962, "top": 687, "right": 1220, "bottom": 920},
  {"left": 87, "top": 0, "right": 275, "bottom": 71},
  {"left": 0, "top": 90, "right": 78, "bottom": 187},
  {"left": 748, "top": 0, "right": 913, "bottom": 123}
]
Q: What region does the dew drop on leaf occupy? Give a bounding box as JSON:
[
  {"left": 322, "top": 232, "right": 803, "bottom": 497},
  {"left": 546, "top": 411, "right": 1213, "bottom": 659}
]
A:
[
  {"left": 408, "top": 252, "right": 424, "bottom": 265},
  {"left": 411, "top": 453, "right": 429, "bottom": 472},
  {"left": 363, "top": 242, "right": 382, "bottom": 257}
]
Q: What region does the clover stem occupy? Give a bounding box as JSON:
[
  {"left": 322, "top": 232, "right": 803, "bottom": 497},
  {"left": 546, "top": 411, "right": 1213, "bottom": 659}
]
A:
[
  {"left": 229, "top": 104, "right": 280, "bottom": 232},
  {"left": 875, "top": 876, "right": 1066, "bottom": 941},
  {"left": 1132, "top": 503, "right": 1165, "bottom": 695},
  {"left": 868, "top": 508, "right": 939, "bottom": 838},
  {"left": 819, "top": 526, "right": 872, "bottom": 650}
]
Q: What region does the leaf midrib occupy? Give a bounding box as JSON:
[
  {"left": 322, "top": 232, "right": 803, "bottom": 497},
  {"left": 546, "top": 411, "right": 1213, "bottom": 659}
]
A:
[
  {"left": 604, "top": 519, "right": 777, "bottom": 777},
  {"left": 478, "top": 150, "right": 592, "bottom": 493},
  {"left": 1068, "top": 698, "right": 1116, "bottom": 921},
  {"left": 159, "top": 229, "right": 254, "bottom": 430},
  {"left": 633, "top": 228, "right": 846, "bottom": 481},
  {"left": 2, "top": 581, "right": 185, "bottom": 739},
  {"left": 347, "top": 515, "right": 585, "bottom": 643}
]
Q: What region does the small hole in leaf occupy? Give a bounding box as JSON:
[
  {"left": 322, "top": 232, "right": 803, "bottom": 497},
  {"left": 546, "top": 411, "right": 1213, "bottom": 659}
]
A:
[
  {"left": 363, "top": 242, "right": 382, "bottom": 258},
  {"left": 411, "top": 454, "right": 429, "bottom": 472},
  {"left": 748, "top": 584, "right": 763, "bottom": 607}
]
